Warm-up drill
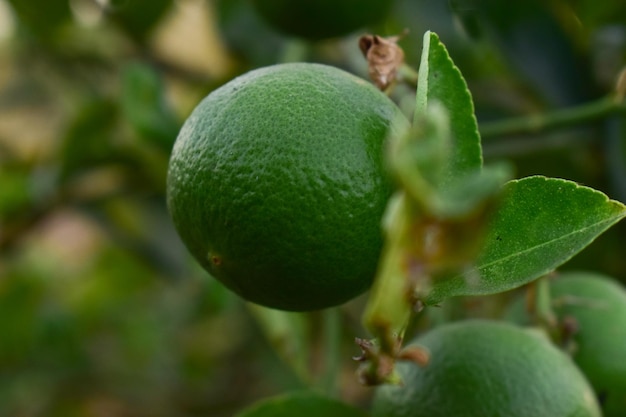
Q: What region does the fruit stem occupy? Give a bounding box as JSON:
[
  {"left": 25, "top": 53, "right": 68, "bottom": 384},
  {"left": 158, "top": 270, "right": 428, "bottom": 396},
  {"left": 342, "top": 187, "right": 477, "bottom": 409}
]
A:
[
  {"left": 397, "top": 63, "right": 419, "bottom": 88},
  {"left": 319, "top": 307, "right": 342, "bottom": 396},
  {"left": 525, "top": 275, "right": 559, "bottom": 340}
]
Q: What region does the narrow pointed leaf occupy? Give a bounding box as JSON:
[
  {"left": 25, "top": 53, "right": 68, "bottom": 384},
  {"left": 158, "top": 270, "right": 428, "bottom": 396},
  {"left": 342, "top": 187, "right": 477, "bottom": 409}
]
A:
[
  {"left": 415, "top": 31, "right": 482, "bottom": 182},
  {"left": 392, "top": 104, "right": 512, "bottom": 219},
  {"left": 426, "top": 176, "right": 626, "bottom": 304}
]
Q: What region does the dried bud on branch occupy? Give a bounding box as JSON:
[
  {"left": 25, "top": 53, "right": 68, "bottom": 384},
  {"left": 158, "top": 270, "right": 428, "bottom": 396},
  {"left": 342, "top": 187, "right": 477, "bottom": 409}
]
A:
[{"left": 359, "top": 31, "right": 407, "bottom": 91}]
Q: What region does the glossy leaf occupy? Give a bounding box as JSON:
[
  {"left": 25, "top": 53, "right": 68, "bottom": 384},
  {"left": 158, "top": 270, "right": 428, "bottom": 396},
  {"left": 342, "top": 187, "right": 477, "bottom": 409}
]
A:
[
  {"left": 235, "top": 391, "right": 368, "bottom": 417},
  {"left": 426, "top": 176, "right": 626, "bottom": 304},
  {"left": 415, "top": 30, "right": 482, "bottom": 184}
]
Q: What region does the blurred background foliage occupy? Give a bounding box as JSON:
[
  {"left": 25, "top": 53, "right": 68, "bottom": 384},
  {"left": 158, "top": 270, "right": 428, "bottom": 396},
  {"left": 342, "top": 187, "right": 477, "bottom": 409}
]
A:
[{"left": 0, "top": 0, "right": 625, "bottom": 416}]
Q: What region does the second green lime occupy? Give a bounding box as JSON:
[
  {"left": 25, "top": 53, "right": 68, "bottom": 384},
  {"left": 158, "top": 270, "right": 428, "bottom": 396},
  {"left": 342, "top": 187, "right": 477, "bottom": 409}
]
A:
[{"left": 372, "top": 320, "right": 601, "bottom": 417}]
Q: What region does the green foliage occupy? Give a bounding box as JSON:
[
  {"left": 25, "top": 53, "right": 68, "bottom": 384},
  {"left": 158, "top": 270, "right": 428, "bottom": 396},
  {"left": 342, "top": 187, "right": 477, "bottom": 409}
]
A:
[
  {"left": 566, "top": 0, "right": 626, "bottom": 28},
  {"left": 58, "top": 98, "right": 119, "bottom": 182},
  {"left": 363, "top": 31, "right": 506, "bottom": 341},
  {"left": 427, "top": 176, "right": 626, "bottom": 304},
  {"left": 361, "top": 25, "right": 625, "bottom": 388},
  {"left": 382, "top": 30, "right": 624, "bottom": 311},
  {"left": 6, "top": 0, "right": 71, "bottom": 39},
  {"left": 106, "top": 0, "right": 173, "bottom": 41},
  {"left": 121, "top": 62, "right": 180, "bottom": 151},
  {"left": 415, "top": 31, "right": 482, "bottom": 178},
  {"left": 0, "top": 165, "right": 31, "bottom": 220}
]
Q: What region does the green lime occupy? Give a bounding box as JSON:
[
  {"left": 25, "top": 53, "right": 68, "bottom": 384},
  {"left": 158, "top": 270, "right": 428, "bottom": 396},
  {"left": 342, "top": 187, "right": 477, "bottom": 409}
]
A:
[
  {"left": 167, "top": 62, "right": 407, "bottom": 311},
  {"left": 372, "top": 320, "right": 601, "bottom": 417},
  {"left": 251, "top": 0, "right": 395, "bottom": 40},
  {"left": 507, "top": 272, "right": 626, "bottom": 416}
]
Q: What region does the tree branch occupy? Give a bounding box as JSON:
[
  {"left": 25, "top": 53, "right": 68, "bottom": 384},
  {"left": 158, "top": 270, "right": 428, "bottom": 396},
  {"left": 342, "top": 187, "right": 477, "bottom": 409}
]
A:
[{"left": 479, "top": 95, "right": 626, "bottom": 140}]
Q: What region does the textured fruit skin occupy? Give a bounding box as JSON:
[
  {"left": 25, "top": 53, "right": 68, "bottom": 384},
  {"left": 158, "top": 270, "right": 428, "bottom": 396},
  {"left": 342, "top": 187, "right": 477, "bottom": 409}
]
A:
[
  {"left": 251, "top": 0, "right": 394, "bottom": 40},
  {"left": 372, "top": 320, "right": 601, "bottom": 417},
  {"left": 508, "top": 272, "right": 626, "bottom": 417},
  {"left": 167, "top": 63, "right": 407, "bottom": 311}
]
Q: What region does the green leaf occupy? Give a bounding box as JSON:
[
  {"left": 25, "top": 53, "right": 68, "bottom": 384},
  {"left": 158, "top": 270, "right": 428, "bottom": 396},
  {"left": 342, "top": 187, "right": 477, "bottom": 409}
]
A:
[
  {"left": 235, "top": 391, "right": 368, "bottom": 417},
  {"left": 107, "top": 0, "right": 173, "bottom": 41},
  {"left": 415, "top": 30, "right": 482, "bottom": 183},
  {"left": 362, "top": 165, "right": 511, "bottom": 341},
  {"left": 6, "top": 0, "right": 71, "bottom": 39},
  {"left": 363, "top": 32, "right": 507, "bottom": 343},
  {"left": 121, "top": 62, "right": 180, "bottom": 151},
  {"left": 392, "top": 104, "right": 512, "bottom": 219},
  {"left": 0, "top": 166, "right": 31, "bottom": 220},
  {"left": 426, "top": 176, "right": 626, "bottom": 304},
  {"left": 59, "top": 98, "right": 119, "bottom": 181},
  {"left": 568, "top": 0, "right": 626, "bottom": 29}
]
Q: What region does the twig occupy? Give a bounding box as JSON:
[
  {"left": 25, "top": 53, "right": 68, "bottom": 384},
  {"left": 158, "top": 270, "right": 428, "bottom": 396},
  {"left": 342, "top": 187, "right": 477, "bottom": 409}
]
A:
[{"left": 479, "top": 95, "right": 626, "bottom": 140}]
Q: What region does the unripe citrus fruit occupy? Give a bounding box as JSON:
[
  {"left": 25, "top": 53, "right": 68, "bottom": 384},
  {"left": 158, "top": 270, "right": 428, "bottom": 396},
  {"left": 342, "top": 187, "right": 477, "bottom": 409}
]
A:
[
  {"left": 372, "top": 320, "right": 601, "bottom": 417},
  {"left": 251, "top": 0, "right": 395, "bottom": 40},
  {"left": 507, "top": 272, "right": 626, "bottom": 416},
  {"left": 167, "top": 63, "right": 407, "bottom": 311}
]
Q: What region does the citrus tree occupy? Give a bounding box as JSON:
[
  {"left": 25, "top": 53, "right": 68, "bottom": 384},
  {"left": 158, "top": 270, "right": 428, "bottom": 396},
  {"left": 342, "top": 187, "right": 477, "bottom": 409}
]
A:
[{"left": 1, "top": 0, "right": 626, "bottom": 416}]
